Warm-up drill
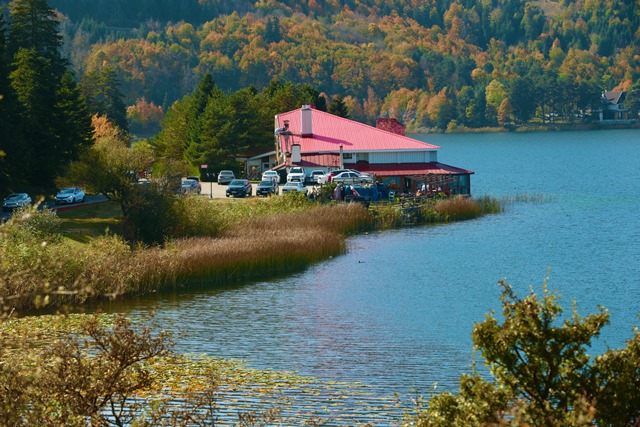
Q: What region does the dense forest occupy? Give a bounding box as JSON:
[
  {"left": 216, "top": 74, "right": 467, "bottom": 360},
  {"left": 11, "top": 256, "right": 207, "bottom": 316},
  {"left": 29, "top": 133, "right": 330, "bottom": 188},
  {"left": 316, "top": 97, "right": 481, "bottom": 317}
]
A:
[
  {"left": 1, "top": 0, "right": 640, "bottom": 191},
  {"left": 3, "top": 0, "right": 636, "bottom": 132}
]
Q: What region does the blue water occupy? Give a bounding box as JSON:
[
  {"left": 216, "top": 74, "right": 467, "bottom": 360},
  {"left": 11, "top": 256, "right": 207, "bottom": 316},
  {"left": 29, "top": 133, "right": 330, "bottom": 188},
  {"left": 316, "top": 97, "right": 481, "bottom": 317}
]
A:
[{"left": 108, "top": 129, "right": 640, "bottom": 423}]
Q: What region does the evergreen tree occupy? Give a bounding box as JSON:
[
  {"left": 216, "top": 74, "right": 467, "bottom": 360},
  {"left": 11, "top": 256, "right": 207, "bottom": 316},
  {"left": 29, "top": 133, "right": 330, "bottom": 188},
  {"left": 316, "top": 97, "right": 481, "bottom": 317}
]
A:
[
  {"left": 0, "top": 10, "right": 20, "bottom": 190},
  {"left": 328, "top": 94, "right": 349, "bottom": 118},
  {"left": 6, "top": 0, "right": 91, "bottom": 188},
  {"left": 82, "top": 66, "right": 128, "bottom": 133},
  {"left": 8, "top": 0, "right": 66, "bottom": 74},
  {"left": 54, "top": 71, "right": 93, "bottom": 161},
  {"left": 9, "top": 46, "right": 55, "bottom": 183}
]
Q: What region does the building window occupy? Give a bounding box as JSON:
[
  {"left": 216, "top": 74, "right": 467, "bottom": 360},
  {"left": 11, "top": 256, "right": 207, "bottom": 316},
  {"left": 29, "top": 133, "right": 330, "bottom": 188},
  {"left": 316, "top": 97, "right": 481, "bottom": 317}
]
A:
[
  {"left": 342, "top": 153, "right": 353, "bottom": 160},
  {"left": 356, "top": 153, "right": 369, "bottom": 163}
]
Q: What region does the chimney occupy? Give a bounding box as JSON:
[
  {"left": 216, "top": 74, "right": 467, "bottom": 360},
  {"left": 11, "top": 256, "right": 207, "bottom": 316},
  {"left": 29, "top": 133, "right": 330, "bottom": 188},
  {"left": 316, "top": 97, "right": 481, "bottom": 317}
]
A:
[
  {"left": 291, "top": 144, "right": 301, "bottom": 163},
  {"left": 301, "top": 105, "right": 312, "bottom": 137},
  {"left": 376, "top": 118, "right": 405, "bottom": 136}
]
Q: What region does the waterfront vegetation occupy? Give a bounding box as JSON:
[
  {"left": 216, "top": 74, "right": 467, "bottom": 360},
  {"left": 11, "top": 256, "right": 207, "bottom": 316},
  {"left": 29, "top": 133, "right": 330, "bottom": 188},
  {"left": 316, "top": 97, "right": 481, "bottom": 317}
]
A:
[
  {"left": 0, "top": 192, "right": 502, "bottom": 425},
  {"left": 0, "top": 193, "right": 499, "bottom": 313}
]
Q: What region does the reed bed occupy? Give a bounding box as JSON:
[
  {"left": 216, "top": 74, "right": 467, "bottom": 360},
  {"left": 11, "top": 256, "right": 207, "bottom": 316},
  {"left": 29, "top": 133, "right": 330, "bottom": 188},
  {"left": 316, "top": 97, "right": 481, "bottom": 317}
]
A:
[{"left": 0, "top": 202, "right": 373, "bottom": 312}]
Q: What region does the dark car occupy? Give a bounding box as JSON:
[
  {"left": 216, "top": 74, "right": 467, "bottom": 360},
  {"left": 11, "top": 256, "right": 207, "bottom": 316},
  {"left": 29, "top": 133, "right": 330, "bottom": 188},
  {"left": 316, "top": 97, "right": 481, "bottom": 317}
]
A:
[
  {"left": 3, "top": 193, "right": 32, "bottom": 211},
  {"left": 344, "top": 184, "right": 372, "bottom": 207},
  {"left": 256, "top": 179, "right": 279, "bottom": 196},
  {"left": 226, "top": 179, "right": 252, "bottom": 197},
  {"left": 181, "top": 178, "right": 201, "bottom": 194}
]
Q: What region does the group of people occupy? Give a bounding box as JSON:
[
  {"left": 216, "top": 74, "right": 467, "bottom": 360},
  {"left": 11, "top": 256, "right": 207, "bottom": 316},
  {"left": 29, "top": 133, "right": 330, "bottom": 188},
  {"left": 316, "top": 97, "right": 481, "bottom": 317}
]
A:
[{"left": 416, "top": 183, "right": 449, "bottom": 197}]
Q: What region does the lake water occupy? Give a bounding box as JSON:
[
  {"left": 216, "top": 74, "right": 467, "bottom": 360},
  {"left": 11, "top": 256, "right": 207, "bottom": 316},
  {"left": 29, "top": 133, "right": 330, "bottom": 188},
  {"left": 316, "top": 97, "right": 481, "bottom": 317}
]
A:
[{"left": 105, "top": 129, "right": 640, "bottom": 424}]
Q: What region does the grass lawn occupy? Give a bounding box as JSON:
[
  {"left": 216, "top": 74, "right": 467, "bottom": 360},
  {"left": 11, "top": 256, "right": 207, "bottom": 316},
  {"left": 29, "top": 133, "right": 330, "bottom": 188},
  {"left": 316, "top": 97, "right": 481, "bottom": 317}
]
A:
[{"left": 56, "top": 201, "right": 123, "bottom": 243}]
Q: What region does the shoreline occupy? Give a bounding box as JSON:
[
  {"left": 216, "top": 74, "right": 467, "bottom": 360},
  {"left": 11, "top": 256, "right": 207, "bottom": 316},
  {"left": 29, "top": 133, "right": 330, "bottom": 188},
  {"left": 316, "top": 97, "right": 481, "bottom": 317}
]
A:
[{"left": 410, "top": 120, "right": 640, "bottom": 135}]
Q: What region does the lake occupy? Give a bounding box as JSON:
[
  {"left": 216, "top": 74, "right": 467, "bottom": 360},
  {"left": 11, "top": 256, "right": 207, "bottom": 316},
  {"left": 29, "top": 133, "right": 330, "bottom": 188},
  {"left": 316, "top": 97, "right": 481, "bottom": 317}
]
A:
[{"left": 105, "top": 129, "right": 640, "bottom": 424}]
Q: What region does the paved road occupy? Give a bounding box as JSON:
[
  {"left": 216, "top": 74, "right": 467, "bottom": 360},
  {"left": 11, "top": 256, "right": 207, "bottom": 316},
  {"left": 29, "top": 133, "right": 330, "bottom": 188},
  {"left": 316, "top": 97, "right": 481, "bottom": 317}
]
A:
[
  {"left": 199, "top": 182, "right": 229, "bottom": 198},
  {"left": 1, "top": 194, "right": 108, "bottom": 221}
]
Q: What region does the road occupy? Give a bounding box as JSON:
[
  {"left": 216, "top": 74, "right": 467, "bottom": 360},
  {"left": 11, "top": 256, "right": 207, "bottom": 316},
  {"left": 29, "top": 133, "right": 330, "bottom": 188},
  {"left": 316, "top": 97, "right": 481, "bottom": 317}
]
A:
[{"left": 1, "top": 194, "right": 109, "bottom": 221}]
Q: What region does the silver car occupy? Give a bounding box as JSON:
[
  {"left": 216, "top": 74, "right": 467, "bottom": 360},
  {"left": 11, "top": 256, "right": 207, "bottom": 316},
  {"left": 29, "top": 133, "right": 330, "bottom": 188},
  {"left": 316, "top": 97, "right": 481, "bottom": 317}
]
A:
[
  {"left": 217, "top": 170, "right": 235, "bottom": 185},
  {"left": 331, "top": 171, "right": 373, "bottom": 185},
  {"left": 281, "top": 181, "right": 308, "bottom": 195},
  {"left": 3, "top": 193, "right": 32, "bottom": 211}
]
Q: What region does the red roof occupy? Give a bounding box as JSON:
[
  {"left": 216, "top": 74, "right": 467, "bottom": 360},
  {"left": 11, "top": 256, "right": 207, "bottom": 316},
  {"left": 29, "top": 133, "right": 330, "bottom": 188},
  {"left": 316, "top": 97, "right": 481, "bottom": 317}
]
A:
[
  {"left": 276, "top": 107, "right": 440, "bottom": 153},
  {"left": 352, "top": 162, "right": 474, "bottom": 177}
]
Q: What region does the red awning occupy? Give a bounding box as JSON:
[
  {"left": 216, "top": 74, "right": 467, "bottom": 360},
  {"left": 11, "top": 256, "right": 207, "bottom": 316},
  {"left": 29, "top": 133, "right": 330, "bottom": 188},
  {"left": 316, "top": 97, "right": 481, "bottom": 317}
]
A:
[{"left": 351, "top": 162, "right": 474, "bottom": 177}]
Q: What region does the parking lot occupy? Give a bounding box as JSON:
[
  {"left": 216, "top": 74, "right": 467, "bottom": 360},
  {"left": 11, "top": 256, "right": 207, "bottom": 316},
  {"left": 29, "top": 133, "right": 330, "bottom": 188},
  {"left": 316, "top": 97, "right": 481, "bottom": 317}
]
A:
[{"left": 200, "top": 181, "right": 317, "bottom": 198}]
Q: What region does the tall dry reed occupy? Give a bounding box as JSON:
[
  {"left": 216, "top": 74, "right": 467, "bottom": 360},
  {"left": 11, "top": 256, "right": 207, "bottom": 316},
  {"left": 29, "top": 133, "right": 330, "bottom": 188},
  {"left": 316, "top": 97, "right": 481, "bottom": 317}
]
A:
[{"left": 0, "top": 202, "right": 373, "bottom": 312}]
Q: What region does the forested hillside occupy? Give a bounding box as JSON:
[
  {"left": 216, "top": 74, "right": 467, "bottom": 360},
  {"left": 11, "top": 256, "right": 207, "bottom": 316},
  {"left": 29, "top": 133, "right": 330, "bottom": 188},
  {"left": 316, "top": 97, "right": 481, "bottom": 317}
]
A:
[{"left": 3, "top": 0, "right": 640, "bottom": 131}]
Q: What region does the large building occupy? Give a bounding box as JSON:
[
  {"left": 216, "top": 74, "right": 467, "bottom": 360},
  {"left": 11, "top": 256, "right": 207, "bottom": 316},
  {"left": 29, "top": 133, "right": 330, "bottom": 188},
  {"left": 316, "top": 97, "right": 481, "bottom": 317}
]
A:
[{"left": 251, "top": 105, "right": 473, "bottom": 195}]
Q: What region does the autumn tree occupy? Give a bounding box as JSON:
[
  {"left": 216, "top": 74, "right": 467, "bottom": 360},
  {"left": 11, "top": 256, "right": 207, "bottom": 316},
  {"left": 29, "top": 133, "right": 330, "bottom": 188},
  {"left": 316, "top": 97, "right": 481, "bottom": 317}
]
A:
[
  {"left": 126, "top": 97, "right": 164, "bottom": 135},
  {"left": 497, "top": 98, "right": 513, "bottom": 126}
]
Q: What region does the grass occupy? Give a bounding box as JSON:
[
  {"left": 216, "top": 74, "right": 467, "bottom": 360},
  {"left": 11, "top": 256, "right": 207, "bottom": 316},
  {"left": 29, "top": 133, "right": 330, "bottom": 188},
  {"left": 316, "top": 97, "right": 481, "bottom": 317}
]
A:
[
  {"left": 370, "top": 195, "right": 502, "bottom": 228},
  {"left": 57, "top": 201, "right": 123, "bottom": 243}
]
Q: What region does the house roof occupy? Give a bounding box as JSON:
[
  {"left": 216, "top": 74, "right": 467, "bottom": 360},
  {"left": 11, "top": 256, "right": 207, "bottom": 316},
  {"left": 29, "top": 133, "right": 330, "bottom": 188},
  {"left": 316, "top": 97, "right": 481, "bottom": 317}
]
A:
[
  {"left": 352, "top": 162, "right": 474, "bottom": 177},
  {"left": 603, "top": 91, "right": 626, "bottom": 105},
  {"left": 276, "top": 107, "right": 440, "bottom": 154}
]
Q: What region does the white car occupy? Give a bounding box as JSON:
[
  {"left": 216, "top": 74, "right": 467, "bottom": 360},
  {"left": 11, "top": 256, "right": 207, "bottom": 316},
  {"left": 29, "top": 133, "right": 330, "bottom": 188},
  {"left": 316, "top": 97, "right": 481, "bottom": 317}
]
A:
[
  {"left": 261, "top": 170, "right": 281, "bottom": 184},
  {"left": 287, "top": 166, "right": 305, "bottom": 182},
  {"left": 55, "top": 187, "right": 85, "bottom": 204},
  {"left": 281, "top": 181, "right": 308, "bottom": 195},
  {"left": 308, "top": 170, "right": 325, "bottom": 184},
  {"left": 331, "top": 171, "right": 373, "bottom": 185}
]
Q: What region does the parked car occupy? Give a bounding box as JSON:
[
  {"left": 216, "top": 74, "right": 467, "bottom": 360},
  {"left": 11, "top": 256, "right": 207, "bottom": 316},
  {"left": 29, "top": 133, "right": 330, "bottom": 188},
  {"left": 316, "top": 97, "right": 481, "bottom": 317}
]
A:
[
  {"left": 3, "top": 193, "right": 32, "bottom": 211},
  {"left": 217, "top": 170, "right": 235, "bottom": 185},
  {"left": 261, "top": 170, "right": 281, "bottom": 184},
  {"left": 331, "top": 171, "right": 373, "bottom": 185},
  {"left": 308, "top": 170, "right": 325, "bottom": 184},
  {"left": 256, "top": 179, "right": 279, "bottom": 196},
  {"left": 317, "top": 169, "right": 359, "bottom": 184},
  {"left": 55, "top": 187, "right": 85, "bottom": 204},
  {"left": 181, "top": 178, "right": 201, "bottom": 194},
  {"left": 281, "top": 181, "right": 308, "bottom": 195},
  {"left": 344, "top": 184, "right": 372, "bottom": 207},
  {"left": 226, "top": 179, "right": 252, "bottom": 197},
  {"left": 287, "top": 166, "right": 305, "bottom": 182}
]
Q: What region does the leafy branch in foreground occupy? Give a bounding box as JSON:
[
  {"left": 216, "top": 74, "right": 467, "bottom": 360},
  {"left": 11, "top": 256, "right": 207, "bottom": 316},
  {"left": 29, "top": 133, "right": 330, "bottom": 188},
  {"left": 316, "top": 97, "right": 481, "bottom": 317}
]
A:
[{"left": 411, "top": 278, "right": 640, "bottom": 427}]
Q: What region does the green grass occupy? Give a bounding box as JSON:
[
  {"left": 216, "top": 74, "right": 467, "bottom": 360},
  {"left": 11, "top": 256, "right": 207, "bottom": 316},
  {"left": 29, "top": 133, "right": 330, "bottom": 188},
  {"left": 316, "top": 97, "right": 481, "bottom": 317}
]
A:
[{"left": 56, "top": 201, "right": 123, "bottom": 243}]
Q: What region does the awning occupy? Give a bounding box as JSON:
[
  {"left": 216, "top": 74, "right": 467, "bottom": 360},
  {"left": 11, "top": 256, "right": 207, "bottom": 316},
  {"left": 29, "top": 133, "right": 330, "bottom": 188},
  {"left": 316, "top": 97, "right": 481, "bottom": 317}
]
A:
[{"left": 351, "top": 162, "right": 474, "bottom": 177}]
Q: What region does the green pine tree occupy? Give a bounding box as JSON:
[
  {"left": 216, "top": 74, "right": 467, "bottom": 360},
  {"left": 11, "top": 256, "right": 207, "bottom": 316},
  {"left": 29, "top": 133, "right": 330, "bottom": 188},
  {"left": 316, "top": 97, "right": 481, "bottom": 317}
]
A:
[
  {"left": 7, "top": 0, "right": 93, "bottom": 188},
  {"left": 82, "top": 66, "right": 129, "bottom": 133},
  {"left": 328, "top": 94, "right": 349, "bottom": 118}
]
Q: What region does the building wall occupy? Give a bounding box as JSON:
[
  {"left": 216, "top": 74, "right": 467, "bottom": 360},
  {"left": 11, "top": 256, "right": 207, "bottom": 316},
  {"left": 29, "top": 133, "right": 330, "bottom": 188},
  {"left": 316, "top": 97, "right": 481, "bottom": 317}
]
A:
[{"left": 364, "top": 151, "right": 438, "bottom": 164}]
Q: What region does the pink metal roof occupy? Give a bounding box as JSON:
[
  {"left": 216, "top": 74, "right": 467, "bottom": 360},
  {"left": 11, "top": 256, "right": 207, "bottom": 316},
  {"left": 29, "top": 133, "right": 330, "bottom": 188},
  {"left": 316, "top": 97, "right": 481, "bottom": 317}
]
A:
[{"left": 276, "top": 107, "right": 440, "bottom": 154}]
